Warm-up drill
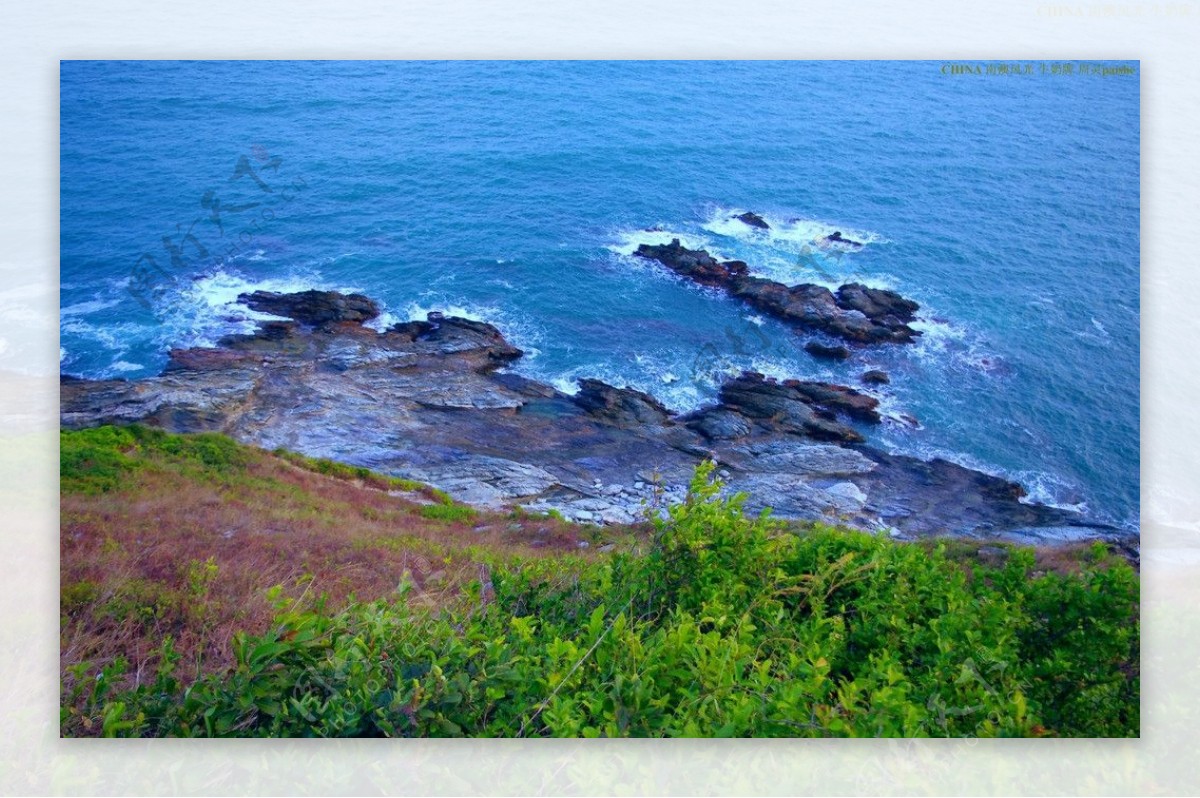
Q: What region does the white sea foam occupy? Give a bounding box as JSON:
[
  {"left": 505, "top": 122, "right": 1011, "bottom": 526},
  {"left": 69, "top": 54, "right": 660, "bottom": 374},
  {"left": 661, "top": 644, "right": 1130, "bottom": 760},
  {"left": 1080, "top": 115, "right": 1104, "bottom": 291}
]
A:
[
  {"left": 109, "top": 360, "right": 143, "bottom": 373},
  {"left": 605, "top": 228, "right": 718, "bottom": 258},
  {"left": 878, "top": 435, "right": 1088, "bottom": 515},
  {"left": 61, "top": 298, "right": 121, "bottom": 317},
  {"left": 908, "top": 317, "right": 1002, "bottom": 374},
  {"left": 362, "top": 310, "right": 403, "bottom": 333},
  {"left": 156, "top": 266, "right": 342, "bottom": 350},
  {"left": 60, "top": 318, "right": 157, "bottom": 377},
  {"left": 1073, "top": 316, "right": 1112, "bottom": 345},
  {"left": 1014, "top": 469, "right": 1090, "bottom": 514},
  {"left": 61, "top": 318, "right": 149, "bottom": 352},
  {"left": 701, "top": 206, "right": 887, "bottom": 250},
  {"left": 402, "top": 298, "right": 545, "bottom": 361},
  {"left": 869, "top": 389, "right": 923, "bottom": 430}
]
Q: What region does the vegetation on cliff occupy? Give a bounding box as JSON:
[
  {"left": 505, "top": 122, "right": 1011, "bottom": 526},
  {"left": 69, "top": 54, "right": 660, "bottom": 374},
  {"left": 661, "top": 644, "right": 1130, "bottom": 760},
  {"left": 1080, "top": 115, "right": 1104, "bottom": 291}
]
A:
[{"left": 61, "top": 426, "right": 1138, "bottom": 737}]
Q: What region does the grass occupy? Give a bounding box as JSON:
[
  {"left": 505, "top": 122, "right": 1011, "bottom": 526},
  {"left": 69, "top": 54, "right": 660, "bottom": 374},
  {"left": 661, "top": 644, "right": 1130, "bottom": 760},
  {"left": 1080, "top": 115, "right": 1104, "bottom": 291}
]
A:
[{"left": 61, "top": 425, "right": 602, "bottom": 701}]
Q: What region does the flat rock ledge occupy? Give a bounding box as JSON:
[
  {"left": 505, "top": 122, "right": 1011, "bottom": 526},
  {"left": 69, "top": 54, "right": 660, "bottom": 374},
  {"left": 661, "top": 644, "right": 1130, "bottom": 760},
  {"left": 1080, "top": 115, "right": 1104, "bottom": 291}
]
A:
[{"left": 61, "top": 290, "right": 1126, "bottom": 549}]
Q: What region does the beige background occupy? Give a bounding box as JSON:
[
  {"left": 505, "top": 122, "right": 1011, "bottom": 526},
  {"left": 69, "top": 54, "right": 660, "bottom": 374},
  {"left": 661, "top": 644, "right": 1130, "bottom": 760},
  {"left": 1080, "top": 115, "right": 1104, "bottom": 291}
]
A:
[{"left": 2, "top": 1, "right": 1196, "bottom": 794}]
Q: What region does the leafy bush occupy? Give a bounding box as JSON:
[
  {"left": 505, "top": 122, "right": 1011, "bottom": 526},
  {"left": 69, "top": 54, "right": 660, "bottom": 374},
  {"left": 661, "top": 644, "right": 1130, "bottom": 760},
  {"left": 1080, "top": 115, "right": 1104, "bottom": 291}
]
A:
[
  {"left": 60, "top": 426, "right": 142, "bottom": 493},
  {"left": 418, "top": 502, "right": 477, "bottom": 523},
  {"left": 61, "top": 425, "right": 246, "bottom": 493},
  {"left": 63, "top": 462, "right": 1138, "bottom": 738}
]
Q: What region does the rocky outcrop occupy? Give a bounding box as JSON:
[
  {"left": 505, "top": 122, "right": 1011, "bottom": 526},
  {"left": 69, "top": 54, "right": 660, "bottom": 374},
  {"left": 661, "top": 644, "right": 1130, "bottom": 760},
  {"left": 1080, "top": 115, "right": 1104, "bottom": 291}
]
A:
[
  {"left": 683, "top": 408, "right": 753, "bottom": 441},
  {"left": 861, "top": 369, "right": 890, "bottom": 385},
  {"left": 735, "top": 211, "right": 770, "bottom": 229},
  {"left": 717, "top": 372, "right": 881, "bottom": 433},
  {"left": 730, "top": 279, "right": 919, "bottom": 344},
  {"left": 574, "top": 379, "right": 673, "bottom": 427},
  {"left": 634, "top": 239, "right": 920, "bottom": 344},
  {"left": 240, "top": 289, "right": 380, "bottom": 327},
  {"left": 836, "top": 283, "right": 919, "bottom": 325},
  {"left": 386, "top": 313, "right": 523, "bottom": 370},
  {"left": 805, "top": 341, "right": 851, "bottom": 360},
  {"left": 818, "top": 231, "right": 863, "bottom": 249},
  {"left": 781, "top": 379, "right": 882, "bottom": 423},
  {"left": 633, "top": 239, "right": 748, "bottom": 288},
  {"left": 60, "top": 289, "right": 1124, "bottom": 547}
]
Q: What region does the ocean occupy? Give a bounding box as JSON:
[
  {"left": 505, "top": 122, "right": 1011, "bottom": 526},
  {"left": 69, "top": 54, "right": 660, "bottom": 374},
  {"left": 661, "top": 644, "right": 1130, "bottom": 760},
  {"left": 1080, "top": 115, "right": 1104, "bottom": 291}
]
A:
[{"left": 59, "top": 60, "right": 1140, "bottom": 531}]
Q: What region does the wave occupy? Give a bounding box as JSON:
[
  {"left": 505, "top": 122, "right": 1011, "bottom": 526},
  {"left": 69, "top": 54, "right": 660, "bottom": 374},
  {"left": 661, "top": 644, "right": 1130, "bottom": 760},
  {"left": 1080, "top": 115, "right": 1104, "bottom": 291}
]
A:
[
  {"left": 605, "top": 227, "right": 720, "bottom": 258},
  {"left": 877, "top": 436, "right": 1091, "bottom": 515},
  {"left": 109, "top": 360, "right": 144, "bottom": 373},
  {"left": 153, "top": 266, "right": 337, "bottom": 351},
  {"left": 606, "top": 217, "right": 898, "bottom": 293},
  {"left": 907, "top": 317, "right": 1004, "bottom": 375},
  {"left": 400, "top": 297, "right": 546, "bottom": 362},
  {"left": 701, "top": 205, "right": 888, "bottom": 250},
  {"left": 60, "top": 298, "right": 121, "bottom": 317},
  {"left": 537, "top": 355, "right": 711, "bottom": 413}
]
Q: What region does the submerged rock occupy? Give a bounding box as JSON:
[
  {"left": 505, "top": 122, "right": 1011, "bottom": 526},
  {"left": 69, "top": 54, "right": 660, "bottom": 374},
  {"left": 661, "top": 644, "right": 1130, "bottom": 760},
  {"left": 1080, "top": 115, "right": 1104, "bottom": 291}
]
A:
[
  {"left": 805, "top": 341, "right": 852, "bottom": 360},
  {"left": 819, "top": 230, "right": 863, "bottom": 249},
  {"left": 735, "top": 211, "right": 770, "bottom": 229},
  {"left": 861, "top": 369, "right": 890, "bottom": 385}
]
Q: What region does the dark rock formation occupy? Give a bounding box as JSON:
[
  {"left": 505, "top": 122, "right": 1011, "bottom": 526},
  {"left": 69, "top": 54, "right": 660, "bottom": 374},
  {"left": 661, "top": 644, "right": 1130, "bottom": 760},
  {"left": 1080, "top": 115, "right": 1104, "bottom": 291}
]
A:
[
  {"left": 805, "top": 341, "right": 852, "bottom": 360},
  {"left": 782, "top": 379, "right": 882, "bottom": 423},
  {"left": 861, "top": 370, "right": 890, "bottom": 385},
  {"left": 387, "top": 313, "right": 523, "bottom": 369},
  {"left": 633, "top": 239, "right": 748, "bottom": 288},
  {"left": 836, "top": 283, "right": 919, "bottom": 325},
  {"left": 239, "top": 289, "right": 380, "bottom": 327},
  {"left": 60, "top": 289, "right": 1124, "bottom": 547},
  {"left": 683, "top": 408, "right": 753, "bottom": 441},
  {"left": 634, "top": 239, "right": 920, "bottom": 344},
  {"left": 735, "top": 211, "right": 770, "bottom": 230},
  {"left": 574, "top": 379, "right": 673, "bottom": 427},
  {"left": 717, "top": 372, "right": 867, "bottom": 443},
  {"left": 819, "top": 231, "right": 863, "bottom": 248}
]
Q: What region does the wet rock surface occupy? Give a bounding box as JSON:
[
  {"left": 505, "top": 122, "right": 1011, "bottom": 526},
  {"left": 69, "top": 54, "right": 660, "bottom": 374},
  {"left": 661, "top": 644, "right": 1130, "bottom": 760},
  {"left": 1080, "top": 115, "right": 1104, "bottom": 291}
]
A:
[
  {"left": 861, "top": 369, "right": 891, "bottom": 385},
  {"left": 805, "top": 341, "right": 852, "bottom": 360},
  {"left": 634, "top": 239, "right": 921, "bottom": 344},
  {"left": 734, "top": 211, "right": 770, "bottom": 229},
  {"left": 240, "top": 289, "right": 380, "bottom": 327},
  {"left": 61, "top": 290, "right": 1128, "bottom": 547}
]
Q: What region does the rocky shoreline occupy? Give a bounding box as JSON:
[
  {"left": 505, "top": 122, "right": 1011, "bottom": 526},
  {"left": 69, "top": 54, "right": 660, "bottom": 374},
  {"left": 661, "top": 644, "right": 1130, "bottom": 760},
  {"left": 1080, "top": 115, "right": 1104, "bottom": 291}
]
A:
[{"left": 60, "top": 288, "right": 1131, "bottom": 552}]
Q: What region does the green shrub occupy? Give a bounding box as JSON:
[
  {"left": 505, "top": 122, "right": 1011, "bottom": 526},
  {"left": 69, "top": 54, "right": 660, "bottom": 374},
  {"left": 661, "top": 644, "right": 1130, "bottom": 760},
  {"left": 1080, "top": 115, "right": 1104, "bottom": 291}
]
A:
[
  {"left": 418, "top": 502, "right": 477, "bottom": 523},
  {"left": 61, "top": 580, "right": 101, "bottom": 614},
  {"left": 60, "top": 426, "right": 142, "bottom": 493},
  {"left": 61, "top": 425, "right": 247, "bottom": 493}
]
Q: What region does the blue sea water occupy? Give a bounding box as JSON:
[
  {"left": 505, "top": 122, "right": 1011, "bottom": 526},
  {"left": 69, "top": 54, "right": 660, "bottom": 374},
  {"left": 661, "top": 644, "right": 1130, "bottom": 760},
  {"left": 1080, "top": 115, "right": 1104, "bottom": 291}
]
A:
[{"left": 59, "top": 60, "right": 1140, "bottom": 531}]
